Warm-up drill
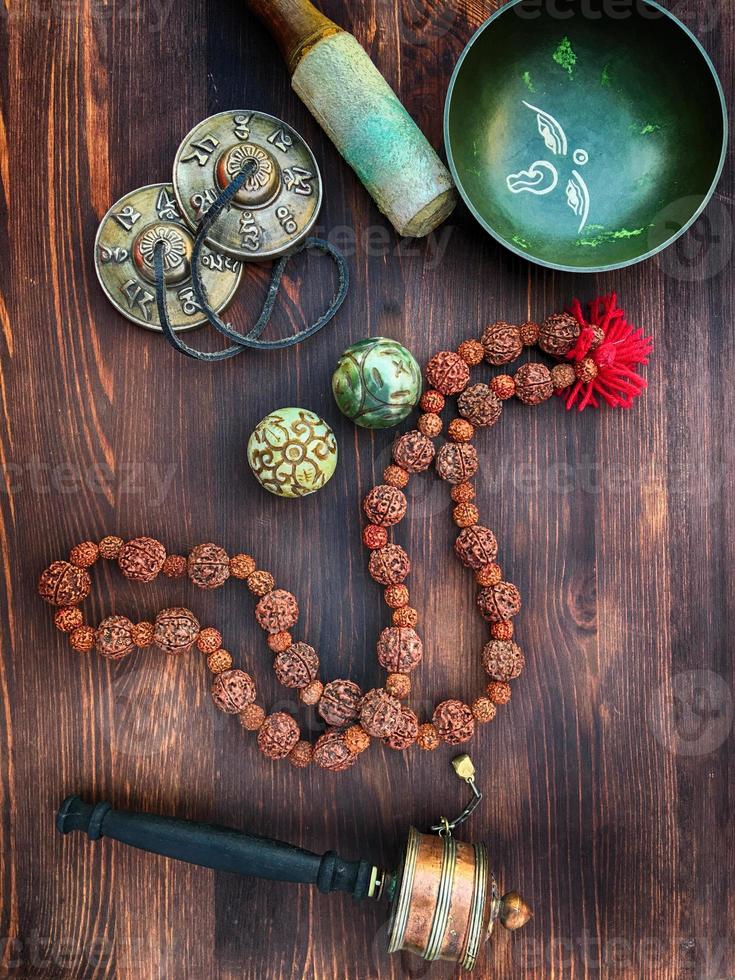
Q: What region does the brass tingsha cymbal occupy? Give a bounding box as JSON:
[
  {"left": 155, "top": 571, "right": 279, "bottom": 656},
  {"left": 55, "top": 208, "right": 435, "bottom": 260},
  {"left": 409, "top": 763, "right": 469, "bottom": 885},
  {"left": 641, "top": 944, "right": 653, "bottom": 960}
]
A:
[
  {"left": 94, "top": 183, "right": 243, "bottom": 332},
  {"left": 172, "top": 110, "right": 323, "bottom": 261}
]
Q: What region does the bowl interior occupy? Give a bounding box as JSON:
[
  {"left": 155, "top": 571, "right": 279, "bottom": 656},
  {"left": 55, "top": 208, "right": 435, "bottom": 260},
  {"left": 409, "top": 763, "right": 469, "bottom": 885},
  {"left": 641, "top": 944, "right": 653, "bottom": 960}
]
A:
[{"left": 445, "top": 0, "right": 726, "bottom": 271}]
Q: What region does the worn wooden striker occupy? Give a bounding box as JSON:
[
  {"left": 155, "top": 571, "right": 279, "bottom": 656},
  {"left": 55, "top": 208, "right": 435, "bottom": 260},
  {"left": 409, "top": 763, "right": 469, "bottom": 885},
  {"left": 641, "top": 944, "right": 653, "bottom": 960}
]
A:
[{"left": 246, "top": 0, "right": 457, "bottom": 237}]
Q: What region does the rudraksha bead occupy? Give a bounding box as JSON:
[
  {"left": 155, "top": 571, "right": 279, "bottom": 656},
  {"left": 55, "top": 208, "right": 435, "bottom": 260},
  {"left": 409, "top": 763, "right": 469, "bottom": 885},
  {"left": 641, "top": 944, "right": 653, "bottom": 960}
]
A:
[
  {"left": 392, "top": 606, "right": 418, "bottom": 628},
  {"left": 98, "top": 535, "right": 123, "bottom": 560},
  {"left": 575, "top": 357, "right": 598, "bottom": 383},
  {"left": 513, "top": 363, "right": 554, "bottom": 405},
  {"left": 246, "top": 570, "right": 275, "bottom": 596},
  {"left": 239, "top": 703, "right": 266, "bottom": 731},
  {"left": 551, "top": 363, "right": 576, "bottom": 391},
  {"left": 453, "top": 503, "right": 479, "bottom": 528},
  {"left": 472, "top": 697, "right": 497, "bottom": 723},
  {"left": 392, "top": 430, "right": 435, "bottom": 473},
  {"left": 211, "top": 668, "right": 256, "bottom": 713},
  {"left": 255, "top": 588, "right": 299, "bottom": 634},
  {"left": 491, "top": 374, "right": 515, "bottom": 400},
  {"left": 38, "top": 561, "right": 92, "bottom": 606},
  {"left": 54, "top": 607, "right": 83, "bottom": 633},
  {"left": 318, "top": 679, "right": 363, "bottom": 726},
  {"left": 433, "top": 700, "right": 475, "bottom": 744},
  {"left": 385, "top": 672, "right": 411, "bottom": 699},
  {"left": 457, "top": 339, "right": 484, "bottom": 365},
  {"left": 368, "top": 544, "right": 411, "bottom": 585},
  {"left": 363, "top": 485, "right": 407, "bottom": 527},
  {"left": 451, "top": 482, "right": 475, "bottom": 504},
  {"left": 457, "top": 383, "right": 502, "bottom": 428},
  {"left": 420, "top": 412, "right": 446, "bottom": 445},
  {"left": 454, "top": 525, "right": 498, "bottom": 570},
  {"left": 207, "top": 649, "right": 233, "bottom": 673},
  {"left": 69, "top": 625, "right": 95, "bottom": 652},
  {"left": 491, "top": 620, "right": 514, "bottom": 640},
  {"left": 384, "top": 584, "right": 409, "bottom": 609},
  {"left": 447, "top": 418, "right": 474, "bottom": 443},
  {"left": 482, "top": 321, "right": 523, "bottom": 365},
  {"left": 313, "top": 730, "right": 356, "bottom": 771},
  {"left": 417, "top": 412, "right": 442, "bottom": 438},
  {"left": 118, "top": 537, "right": 166, "bottom": 582},
  {"left": 486, "top": 680, "right": 512, "bottom": 704},
  {"left": 300, "top": 679, "right": 324, "bottom": 705},
  {"left": 344, "top": 725, "right": 371, "bottom": 755},
  {"left": 376, "top": 626, "right": 423, "bottom": 673},
  {"left": 162, "top": 555, "right": 187, "bottom": 578},
  {"left": 70, "top": 541, "right": 98, "bottom": 568},
  {"left": 257, "top": 712, "right": 300, "bottom": 759},
  {"left": 363, "top": 524, "right": 388, "bottom": 550},
  {"left": 477, "top": 582, "right": 522, "bottom": 622},
  {"left": 420, "top": 389, "right": 445, "bottom": 413},
  {"left": 383, "top": 707, "right": 419, "bottom": 750},
  {"left": 154, "top": 607, "right": 200, "bottom": 654},
  {"left": 482, "top": 640, "right": 525, "bottom": 682},
  {"left": 274, "top": 642, "right": 319, "bottom": 689},
  {"left": 538, "top": 312, "right": 580, "bottom": 356},
  {"left": 196, "top": 627, "right": 222, "bottom": 654},
  {"left": 425, "top": 351, "right": 470, "bottom": 395},
  {"left": 519, "top": 320, "right": 540, "bottom": 346},
  {"left": 288, "top": 741, "right": 313, "bottom": 768},
  {"left": 132, "top": 621, "right": 155, "bottom": 648},
  {"left": 383, "top": 464, "right": 409, "bottom": 489},
  {"left": 229, "top": 553, "right": 256, "bottom": 579},
  {"left": 188, "top": 543, "right": 230, "bottom": 590},
  {"left": 476, "top": 562, "right": 502, "bottom": 587},
  {"left": 359, "top": 688, "right": 401, "bottom": 738},
  {"left": 95, "top": 615, "right": 135, "bottom": 660},
  {"left": 267, "top": 630, "right": 292, "bottom": 653},
  {"left": 435, "top": 442, "right": 478, "bottom": 485},
  {"left": 416, "top": 723, "right": 440, "bottom": 751}
]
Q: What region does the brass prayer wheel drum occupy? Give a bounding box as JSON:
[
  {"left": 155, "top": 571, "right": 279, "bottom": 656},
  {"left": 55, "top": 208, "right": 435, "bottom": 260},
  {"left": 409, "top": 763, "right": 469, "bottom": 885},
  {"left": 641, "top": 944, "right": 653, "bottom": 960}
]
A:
[{"left": 388, "top": 827, "right": 530, "bottom": 969}]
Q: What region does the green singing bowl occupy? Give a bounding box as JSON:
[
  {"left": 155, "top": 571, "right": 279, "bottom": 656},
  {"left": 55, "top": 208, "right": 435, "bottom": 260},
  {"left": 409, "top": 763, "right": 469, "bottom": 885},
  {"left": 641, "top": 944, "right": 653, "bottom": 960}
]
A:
[{"left": 444, "top": 0, "right": 728, "bottom": 272}]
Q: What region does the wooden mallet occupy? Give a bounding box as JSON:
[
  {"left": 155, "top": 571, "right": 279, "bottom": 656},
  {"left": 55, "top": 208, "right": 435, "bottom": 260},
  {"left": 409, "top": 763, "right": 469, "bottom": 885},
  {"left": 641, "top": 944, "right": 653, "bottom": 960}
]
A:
[{"left": 246, "top": 0, "right": 457, "bottom": 237}]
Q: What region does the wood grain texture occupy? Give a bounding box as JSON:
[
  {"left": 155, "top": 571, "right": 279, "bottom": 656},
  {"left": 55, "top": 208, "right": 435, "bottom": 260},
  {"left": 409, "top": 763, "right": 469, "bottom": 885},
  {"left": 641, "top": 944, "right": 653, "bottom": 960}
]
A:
[{"left": 0, "top": 0, "right": 733, "bottom": 977}]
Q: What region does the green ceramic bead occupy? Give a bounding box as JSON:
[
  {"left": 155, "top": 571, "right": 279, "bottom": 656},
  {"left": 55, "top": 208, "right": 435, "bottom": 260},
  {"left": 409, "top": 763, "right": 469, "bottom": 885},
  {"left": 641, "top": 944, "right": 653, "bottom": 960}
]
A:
[
  {"left": 247, "top": 408, "right": 338, "bottom": 498},
  {"left": 331, "top": 336, "right": 422, "bottom": 429}
]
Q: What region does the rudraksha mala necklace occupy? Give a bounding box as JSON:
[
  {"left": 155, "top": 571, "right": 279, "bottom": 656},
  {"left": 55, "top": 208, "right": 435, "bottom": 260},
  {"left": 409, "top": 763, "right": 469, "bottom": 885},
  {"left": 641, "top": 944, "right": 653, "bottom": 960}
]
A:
[{"left": 38, "top": 295, "right": 652, "bottom": 772}]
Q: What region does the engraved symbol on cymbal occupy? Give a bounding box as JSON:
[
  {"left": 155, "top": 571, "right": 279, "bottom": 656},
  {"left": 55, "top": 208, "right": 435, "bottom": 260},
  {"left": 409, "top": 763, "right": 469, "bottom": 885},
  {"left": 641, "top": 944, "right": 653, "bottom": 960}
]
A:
[
  {"left": 132, "top": 223, "right": 193, "bottom": 286},
  {"left": 216, "top": 143, "right": 281, "bottom": 209}
]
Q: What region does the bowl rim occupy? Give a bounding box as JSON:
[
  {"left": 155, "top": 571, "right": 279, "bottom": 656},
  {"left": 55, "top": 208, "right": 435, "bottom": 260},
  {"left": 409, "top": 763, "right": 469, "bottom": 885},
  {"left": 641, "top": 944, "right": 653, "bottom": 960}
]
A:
[{"left": 443, "top": 0, "right": 729, "bottom": 273}]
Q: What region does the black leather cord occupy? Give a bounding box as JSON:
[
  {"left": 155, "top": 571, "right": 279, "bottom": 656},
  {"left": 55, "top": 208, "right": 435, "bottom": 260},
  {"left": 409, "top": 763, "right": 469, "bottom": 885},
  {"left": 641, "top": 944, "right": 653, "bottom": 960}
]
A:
[{"left": 154, "top": 163, "right": 349, "bottom": 361}]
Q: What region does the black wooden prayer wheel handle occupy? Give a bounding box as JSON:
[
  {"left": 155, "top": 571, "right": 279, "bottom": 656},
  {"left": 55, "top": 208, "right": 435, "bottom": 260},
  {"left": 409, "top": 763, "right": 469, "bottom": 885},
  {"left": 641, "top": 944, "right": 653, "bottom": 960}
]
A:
[{"left": 57, "top": 796, "right": 377, "bottom": 900}]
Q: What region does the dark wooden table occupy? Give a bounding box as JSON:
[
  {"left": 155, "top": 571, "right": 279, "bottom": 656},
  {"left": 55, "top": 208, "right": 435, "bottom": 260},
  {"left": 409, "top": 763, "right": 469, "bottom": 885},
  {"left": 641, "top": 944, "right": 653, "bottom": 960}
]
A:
[{"left": 1, "top": 0, "right": 733, "bottom": 976}]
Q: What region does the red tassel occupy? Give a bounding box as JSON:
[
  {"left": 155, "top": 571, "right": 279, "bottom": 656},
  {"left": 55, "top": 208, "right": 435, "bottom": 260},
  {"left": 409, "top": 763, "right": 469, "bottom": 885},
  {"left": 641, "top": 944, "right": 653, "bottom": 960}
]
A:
[{"left": 561, "top": 294, "right": 653, "bottom": 411}]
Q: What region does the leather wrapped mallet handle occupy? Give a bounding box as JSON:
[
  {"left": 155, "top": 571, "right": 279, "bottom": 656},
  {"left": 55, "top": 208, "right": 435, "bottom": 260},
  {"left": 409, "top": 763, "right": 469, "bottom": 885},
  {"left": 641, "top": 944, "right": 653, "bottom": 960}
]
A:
[{"left": 57, "top": 795, "right": 377, "bottom": 899}]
